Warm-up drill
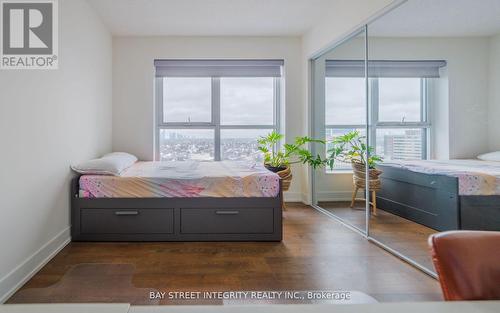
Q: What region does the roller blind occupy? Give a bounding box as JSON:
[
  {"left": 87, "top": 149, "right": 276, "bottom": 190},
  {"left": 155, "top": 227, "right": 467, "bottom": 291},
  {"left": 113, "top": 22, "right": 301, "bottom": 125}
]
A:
[
  {"left": 325, "top": 60, "right": 447, "bottom": 78},
  {"left": 154, "top": 59, "right": 284, "bottom": 77}
]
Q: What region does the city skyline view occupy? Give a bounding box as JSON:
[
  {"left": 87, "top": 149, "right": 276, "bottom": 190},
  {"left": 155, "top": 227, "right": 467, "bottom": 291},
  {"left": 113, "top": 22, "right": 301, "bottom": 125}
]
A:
[
  {"left": 159, "top": 129, "right": 266, "bottom": 162},
  {"left": 160, "top": 128, "right": 423, "bottom": 164}
]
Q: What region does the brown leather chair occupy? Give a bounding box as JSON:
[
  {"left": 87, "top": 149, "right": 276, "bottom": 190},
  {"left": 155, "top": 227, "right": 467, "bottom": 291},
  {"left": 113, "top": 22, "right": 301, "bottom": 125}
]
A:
[{"left": 429, "top": 230, "right": 500, "bottom": 300}]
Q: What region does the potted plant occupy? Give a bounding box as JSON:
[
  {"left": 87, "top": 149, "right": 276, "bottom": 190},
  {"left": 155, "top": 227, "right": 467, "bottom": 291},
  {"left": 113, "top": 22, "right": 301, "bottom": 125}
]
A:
[
  {"left": 257, "top": 131, "right": 325, "bottom": 192},
  {"left": 326, "top": 130, "right": 383, "bottom": 213},
  {"left": 327, "top": 130, "right": 383, "bottom": 190}
]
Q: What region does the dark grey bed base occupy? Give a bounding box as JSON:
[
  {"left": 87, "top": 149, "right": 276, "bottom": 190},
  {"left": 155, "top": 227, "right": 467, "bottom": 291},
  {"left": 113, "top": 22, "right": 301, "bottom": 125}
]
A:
[
  {"left": 71, "top": 177, "right": 283, "bottom": 242},
  {"left": 376, "top": 164, "right": 500, "bottom": 231}
]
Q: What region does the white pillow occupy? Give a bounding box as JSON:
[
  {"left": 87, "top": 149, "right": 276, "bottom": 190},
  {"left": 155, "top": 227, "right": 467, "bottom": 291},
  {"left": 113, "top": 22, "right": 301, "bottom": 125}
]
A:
[
  {"left": 71, "top": 152, "right": 138, "bottom": 175},
  {"left": 477, "top": 151, "right": 500, "bottom": 162}
]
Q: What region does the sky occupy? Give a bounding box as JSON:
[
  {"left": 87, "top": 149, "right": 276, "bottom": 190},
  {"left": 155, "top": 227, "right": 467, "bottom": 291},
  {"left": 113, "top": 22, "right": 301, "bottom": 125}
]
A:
[
  {"left": 377, "top": 78, "right": 421, "bottom": 122},
  {"left": 162, "top": 77, "right": 275, "bottom": 140},
  {"left": 220, "top": 77, "right": 274, "bottom": 125},
  {"left": 163, "top": 77, "right": 212, "bottom": 123},
  {"left": 325, "top": 77, "right": 422, "bottom": 126},
  {"left": 163, "top": 77, "right": 274, "bottom": 126}
]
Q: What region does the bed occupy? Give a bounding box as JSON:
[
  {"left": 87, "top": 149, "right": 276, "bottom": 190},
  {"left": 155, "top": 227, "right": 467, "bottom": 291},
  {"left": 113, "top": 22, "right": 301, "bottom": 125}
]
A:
[
  {"left": 71, "top": 161, "right": 283, "bottom": 242},
  {"left": 376, "top": 160, "right": 500, "bottom": 231}
]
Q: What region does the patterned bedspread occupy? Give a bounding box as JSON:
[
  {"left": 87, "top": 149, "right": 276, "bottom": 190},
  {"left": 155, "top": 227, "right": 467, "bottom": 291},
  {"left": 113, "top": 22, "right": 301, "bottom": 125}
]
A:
[
  {"left": 79, "top": 161, "right": 280, "bottom": 198},
  {"left": 381, "top": 159, "right": 500, "bottom": 196}
]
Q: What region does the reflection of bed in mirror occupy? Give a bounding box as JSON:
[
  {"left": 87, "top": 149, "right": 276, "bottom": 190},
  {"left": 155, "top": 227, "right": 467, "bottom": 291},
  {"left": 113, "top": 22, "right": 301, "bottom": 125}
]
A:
[{"left": 376, "top": 160, "right": 500, "bottom": 231}]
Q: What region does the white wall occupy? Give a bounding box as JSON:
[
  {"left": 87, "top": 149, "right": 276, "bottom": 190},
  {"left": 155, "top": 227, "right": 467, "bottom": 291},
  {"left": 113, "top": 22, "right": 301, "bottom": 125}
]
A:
[
  {"left": 489, "top": 34, "right": 500, "bottom": 151},
  {"left": 112, "top": 36, "right": 304, "bottom": 200},
  {"left": 429, "top": 67, "right": 450, "bottom": 159},
  {"left": 0, "top": 0, "right": 112, "bottom": 301}
]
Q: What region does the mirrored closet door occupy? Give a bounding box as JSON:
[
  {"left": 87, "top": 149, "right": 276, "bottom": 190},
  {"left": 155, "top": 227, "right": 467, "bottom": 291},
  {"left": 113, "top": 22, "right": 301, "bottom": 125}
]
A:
[
  {"left": 366, "top": 0, "right": 500, "bottom": 275},
  {"left": 311, "top": 28, "right": 369, "bottom": 235},
  {"left": 312, "top": 0, "right": 500, "bottom": 277}
]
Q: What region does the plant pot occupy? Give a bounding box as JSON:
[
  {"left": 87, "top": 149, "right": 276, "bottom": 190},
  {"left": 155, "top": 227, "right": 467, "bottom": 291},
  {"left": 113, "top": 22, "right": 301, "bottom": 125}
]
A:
[
  {"left": 264, "top": 164, "right": 288, "bottom": 173},
  {"left": 265, "top": 164, "right": 293, "bottom": 192},
  {"left": 351, "top": 161, "right": 382, "bottom": 191}
]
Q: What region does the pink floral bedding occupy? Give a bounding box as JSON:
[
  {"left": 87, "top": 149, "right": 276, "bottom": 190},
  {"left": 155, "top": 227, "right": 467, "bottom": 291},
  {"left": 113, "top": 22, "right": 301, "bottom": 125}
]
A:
[
  {"left": 79, "top": 161, "right": 280, "bottom": 198},
  {"left": 382, "top": 159, "right": 500, "bottom": 195}
]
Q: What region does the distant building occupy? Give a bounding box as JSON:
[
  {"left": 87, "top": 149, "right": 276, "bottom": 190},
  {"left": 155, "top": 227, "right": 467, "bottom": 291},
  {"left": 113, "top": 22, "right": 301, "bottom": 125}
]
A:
[{"left": 384, "top": 130, "right": 422, "bottom": 160}]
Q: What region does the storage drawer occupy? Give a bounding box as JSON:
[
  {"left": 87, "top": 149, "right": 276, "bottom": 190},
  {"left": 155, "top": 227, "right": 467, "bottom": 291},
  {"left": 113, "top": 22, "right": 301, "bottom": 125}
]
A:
[
  {"left": 81, "top": 208, "right": 174, "bottom": 234},
  {"left": 180, "top": 208, "right": 274, "bottom": 234},
  {"left": 380, "top": 166, "right": 460, "bottom": 193}
]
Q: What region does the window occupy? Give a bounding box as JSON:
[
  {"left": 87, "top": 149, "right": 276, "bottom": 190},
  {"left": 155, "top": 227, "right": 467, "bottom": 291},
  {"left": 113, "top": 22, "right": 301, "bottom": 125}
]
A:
[
  {"left": 372, "top": 77, "right": 428, "bottom": 162},
  {"left": 155, "top": 60, "right": 282, "bottom": 162},
  {"left": 325, "top": 60, "right": 445, "bottom": 171}
]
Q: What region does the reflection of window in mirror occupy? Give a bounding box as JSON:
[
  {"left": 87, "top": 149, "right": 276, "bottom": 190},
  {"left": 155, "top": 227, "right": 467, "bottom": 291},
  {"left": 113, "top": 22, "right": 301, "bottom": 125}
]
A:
[
  {"left": 324, "top": 60, "right": 446, "bottom": 171},
  {"left": 325, "top": 77, "right": 426, "bottom": 166},
  {"left": 375, "top": 77, "right": 427, "bottom": 162},
  {"left": 325, "top": 77, "right": 366, "bottom": 171}
]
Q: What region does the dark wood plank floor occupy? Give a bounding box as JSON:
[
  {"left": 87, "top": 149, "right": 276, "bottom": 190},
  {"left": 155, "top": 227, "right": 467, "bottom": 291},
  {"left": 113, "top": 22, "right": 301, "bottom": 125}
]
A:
[
  {"left": 7, "top": 203, "right": 442, "bottom": 305},
  {"left": 320, "top": 202, "right": 437, "bottom": 271}
]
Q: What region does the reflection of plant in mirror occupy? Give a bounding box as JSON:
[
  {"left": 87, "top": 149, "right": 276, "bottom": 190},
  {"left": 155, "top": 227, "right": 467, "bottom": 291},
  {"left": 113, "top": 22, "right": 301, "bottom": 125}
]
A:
[
  {"left": 257, "top": 131, "right": 326, "bottom": 170},
  {"left": 327, "top": 130, "right": 382, "bottom": 169}
]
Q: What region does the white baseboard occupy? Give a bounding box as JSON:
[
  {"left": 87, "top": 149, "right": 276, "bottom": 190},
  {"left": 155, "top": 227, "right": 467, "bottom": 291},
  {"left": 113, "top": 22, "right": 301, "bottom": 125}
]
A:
[
  {"left": 301, "top": 193, "right": 311, "bottom": 205},
  {"left": 285, "top": 191, "right": 352, "bottom": 203},
  {"left": 283, "top": 191, "right": 303, "bottom": 202},
  {"left": 285, "top": 191, "right": 354, "bottom": 205},
  {"left": 316, "top": 191, "right": 353, "bottom": 202},
  {"left": 0, "top": 227, "right": 71, "bottom": 303}
]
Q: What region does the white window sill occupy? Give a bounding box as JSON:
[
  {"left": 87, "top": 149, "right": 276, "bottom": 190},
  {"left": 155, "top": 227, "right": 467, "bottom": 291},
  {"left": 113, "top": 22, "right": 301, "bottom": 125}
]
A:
[{"left": 325, "top": 169, "right": 353, "bottom": 175}]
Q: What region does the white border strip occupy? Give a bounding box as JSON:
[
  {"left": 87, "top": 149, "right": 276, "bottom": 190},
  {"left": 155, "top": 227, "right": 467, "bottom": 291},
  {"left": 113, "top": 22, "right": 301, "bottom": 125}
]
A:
[{"left": 0, "top": 227, "right": 71, "bottom": 303}]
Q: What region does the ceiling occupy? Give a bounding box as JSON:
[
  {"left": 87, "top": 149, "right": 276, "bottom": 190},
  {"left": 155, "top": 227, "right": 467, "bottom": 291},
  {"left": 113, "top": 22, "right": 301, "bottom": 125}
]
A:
[
  {"left": 370, "top": 0, "right": 500, "bottom": 37},
  {"left": 86, "top": 0, "right": 339, "bottom": 36}
]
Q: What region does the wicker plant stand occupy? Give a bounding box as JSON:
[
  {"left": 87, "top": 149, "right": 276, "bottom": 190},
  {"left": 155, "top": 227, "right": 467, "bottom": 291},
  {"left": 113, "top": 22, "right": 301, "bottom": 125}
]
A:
[
  {"left": 349, "top": 161, "right": 382, "bottom": 216},
  {"left": 276, "top": 166, "right": 292, "bottom": 210}
]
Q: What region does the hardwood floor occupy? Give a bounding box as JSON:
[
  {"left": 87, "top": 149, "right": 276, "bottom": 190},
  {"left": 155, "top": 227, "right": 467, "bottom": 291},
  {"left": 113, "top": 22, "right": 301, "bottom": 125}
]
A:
[
  {"left": 7, "top": 203, "right": 442, "bottom": 305},
  {"left": 319, "top": 202, "right": 437, "bottom": 271}
]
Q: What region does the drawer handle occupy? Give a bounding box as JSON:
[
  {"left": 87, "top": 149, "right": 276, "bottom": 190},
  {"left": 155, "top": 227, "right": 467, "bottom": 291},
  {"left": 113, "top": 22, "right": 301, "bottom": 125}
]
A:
[
  {"left": 215, "top": 210, "right": 240, "bottom": 215},
  {"left": 115, "top": 210, "right": 139, "bottom": 216}
]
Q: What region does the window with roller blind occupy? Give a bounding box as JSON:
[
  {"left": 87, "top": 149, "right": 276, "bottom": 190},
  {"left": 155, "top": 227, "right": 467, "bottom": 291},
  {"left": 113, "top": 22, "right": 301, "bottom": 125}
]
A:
[{"left": 154, "top": 60, "right": 283, "bottom": 162}]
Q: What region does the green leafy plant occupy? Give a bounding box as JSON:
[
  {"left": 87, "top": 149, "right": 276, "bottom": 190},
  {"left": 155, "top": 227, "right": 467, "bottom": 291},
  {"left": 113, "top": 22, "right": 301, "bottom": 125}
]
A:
[
  {"left": 257, "top": 131, "right": 326, "bottom": 170},
  {"left": 327, "top": 130, "right": 382, "bottom": 170}
]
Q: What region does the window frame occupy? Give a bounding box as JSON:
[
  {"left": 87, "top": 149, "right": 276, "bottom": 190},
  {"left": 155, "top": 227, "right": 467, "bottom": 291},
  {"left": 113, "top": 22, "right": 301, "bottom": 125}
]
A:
[
  {"left": 325, "top": 77, "right": 431, "bottom": 172},
  {"left": 155, "top": 76, "right": 281, "bottom": 161}
]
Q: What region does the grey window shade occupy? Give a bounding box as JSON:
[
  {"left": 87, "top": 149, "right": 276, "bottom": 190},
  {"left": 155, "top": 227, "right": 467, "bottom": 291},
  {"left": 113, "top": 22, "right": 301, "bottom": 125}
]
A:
[
  {"left": 155, "top": 59, "right": 284, "bottom": 77},
  {"left": 325, "top": 60, "right": 447, "bottom": 78}
]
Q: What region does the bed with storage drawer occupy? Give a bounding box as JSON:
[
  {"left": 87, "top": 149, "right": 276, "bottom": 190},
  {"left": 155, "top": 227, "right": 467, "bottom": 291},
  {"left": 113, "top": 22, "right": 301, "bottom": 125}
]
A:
[
  {"left": 376, "top": 160, "right": 500, "bottom": 231},
  {"left": 71, "top": 160, "right": 283, "bottom": 242}
]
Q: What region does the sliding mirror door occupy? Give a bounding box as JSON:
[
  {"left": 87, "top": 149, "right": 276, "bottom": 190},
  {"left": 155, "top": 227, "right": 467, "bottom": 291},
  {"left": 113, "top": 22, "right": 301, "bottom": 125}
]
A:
[
  {"left": 367, "top": 0, "right": 500, "bottom": 275},
  {"left": 312, "top": 28, "right": 369, "bottom": 234}
]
